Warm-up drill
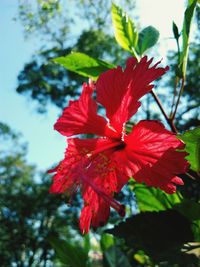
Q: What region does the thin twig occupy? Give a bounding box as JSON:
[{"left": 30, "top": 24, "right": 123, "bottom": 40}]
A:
[
  {"left": 171, "top": 77, "right": 185, "bottom": 120},
  {"left": 185, "top": 172, "right": 196, "bottom": 181},
  {"left": 150, "top": 90, "right": 178, "bottom": 133},
  {"left": 170, "top": 76, "right": 179, "bottom": 117}
]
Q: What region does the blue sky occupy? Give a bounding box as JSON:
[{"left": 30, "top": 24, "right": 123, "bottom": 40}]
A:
[
  {"left": 0, "top": 0, "right": 185, "bottom": 170},
  {"left": 0, "top": 0, "right": 64, "bottom": 170}
]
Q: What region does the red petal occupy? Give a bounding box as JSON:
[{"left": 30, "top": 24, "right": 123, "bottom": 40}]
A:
[
  {"left": 49, "top": 138, "right": 100, "bottom": 194},
  {"left": 113, "top": 120, "right": 188, "bottom": 193},
  {"left": 54, "top": 82, "right": 118, "bottom": 138},
  {"left": 79, "top": 206, "right": 92, "bottom": 234},
  {"left": 49, "top": 137, "right": 127, "bottom": 232},
  {"left": 80, "top": 170, "right": 126, "bottom": 234},
  {"left": 80, "top": 190, "right": 110, "bottom": 234},
  {"left": 96, "top": 56, "right": 169, "bottom": 133}
]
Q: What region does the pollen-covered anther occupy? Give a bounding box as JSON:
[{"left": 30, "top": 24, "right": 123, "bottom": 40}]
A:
[
  {"left": 84, "top": 201, "right": 90, "bottom": 206},
  {"left": 121, "top": 122, "right": 126, "bottom": 141},
  {"left": 58, "top": 166, "right": 63, "bottom": 172},
  {"left": 81, "top": 148, "right": 89, "bottom": 153},
  {"left": 91, "top": 209, "right": 96, "bottom": 214},
  {"left": 99, "top": 153, "right": 109, "bottom": 161}
]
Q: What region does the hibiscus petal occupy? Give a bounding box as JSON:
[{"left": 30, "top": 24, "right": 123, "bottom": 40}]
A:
[
  {"left": 49, "top": 137, "right": 126, "bottom": 232},
  {"left": 96, "top": 56, "right": 169, "bottom": 133},
  {"left": 54, "top": 82, "right": 118, "bottom": 138},
  {"left": 79, "top": 206, "right": 92, "bottom": 234},
  {"left": 49, "top": 137, "right": 99, "bottom": 194},
  {"left": 113, "top": 120, "right": 189, "bottom": 193},
  {"left": 80, "top": 189, "right": 110, "bottom": 234},
  {"left": 80, "top": 172, "right": 126, "bottom": 234}
]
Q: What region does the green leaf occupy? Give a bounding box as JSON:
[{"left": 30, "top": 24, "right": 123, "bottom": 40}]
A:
[
  {"left": 179, "top": 0, "right": 197, "bottom": 77},
  {"left": 111, "top": 3, "right": 138, "bottom": 57},
  {"left": 100, "top": 233, "right": 115, "bottom": 252},
  {"left": 104, "top": 246, "right": 132, "bottom": 267},
  {"left": 133, "top": 250, "right": 150, "bottom": 265},
  {"left": 136, "top": 26, "right": 159, "bottom": 56},
  {"left": 83, "top": 234, "right": 91, "bottom": 255},
  {"left": 192, "top": 220, "right": 200, "bottom": 242},
  {"left": 132, "top": 182, "right": 182, "bottom": 212},
  {"left": 49, "top": 236, "right": 88, "bottom": 267},
  {"left": 178, "top": 127, "right": 200, "bottom": 173},
  {"left": 53, "top": 52, "right": 115, "bottom": 80},
  {"left": 172, "top": 21, "right": 179, "bottom": 40},
  {"left": 101, "top": 234, "right": 131, "bottom": 267}
]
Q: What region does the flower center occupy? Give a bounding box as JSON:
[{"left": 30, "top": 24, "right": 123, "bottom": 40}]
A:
[
  {"left": 114, "top": 141, "right": 126, "bottom": 151},
  {"left": 88, "top": 140, "right": 123, "bottom": 157}
]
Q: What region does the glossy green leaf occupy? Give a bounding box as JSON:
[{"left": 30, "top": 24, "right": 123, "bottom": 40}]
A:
[
  {"left": 132, "top": 182, "right": 182, "bottom": 212},
  {"left": 179, "top": 0, "right": 197, "bottom": 77},
  {"left": 136, "top": 26, "right": 159, "bottom": 56},
  {"left": 53, "top": 52, "right": 115, "bottom": 80},
  {"left": 178, "top": 127, "right": 200, "bottom": 173},
  {"left": 49, "top": 236, "right": 88, "bottom": 267},
  {"left": 111, "top": 3, "right": 138, "bottom": 57}
]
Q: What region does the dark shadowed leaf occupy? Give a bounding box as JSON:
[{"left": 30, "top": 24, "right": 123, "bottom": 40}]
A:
[
  {"left": 178, "top": 127, "right": 200, "bottom": 173},
  {"left": 107, "top": 210, "right": 193, "bottom": 261},
  {"left": 111, "top": 3, "right": 138, "bottom": 57},
  {"left": 174, "top": 199, "right": 200, "bottom": 220},
  {"left": 136, "top": 26, "right": 159, "bottom": 55},
  {"left": 53, "top": 52, "right": 115, "bottom": 80}
]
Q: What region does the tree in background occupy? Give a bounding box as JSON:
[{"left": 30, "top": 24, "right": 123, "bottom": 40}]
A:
[
  {"left": 16, "top": 0, "right": 134, "bottom": 112},
  {"left": 0, "top": 122, "right": 86, "bottom": 266}
]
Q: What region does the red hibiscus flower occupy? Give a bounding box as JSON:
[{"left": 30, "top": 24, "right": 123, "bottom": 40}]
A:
[{"left": 49, "top": 56, "right": 188, "bottom": 234}]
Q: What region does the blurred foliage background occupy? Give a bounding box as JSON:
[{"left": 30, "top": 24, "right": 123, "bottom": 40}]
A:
[{"left": 0, "top": 0, "right": 200, "bottom": 266}]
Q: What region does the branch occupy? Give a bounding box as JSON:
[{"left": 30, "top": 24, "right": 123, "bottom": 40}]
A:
[
  {"left": 150, "top": 90, "right": 178, "bottom": 133},
  {"left": 171, "top": 77, "right": 185, "bottom": 120},
  {"left": 177, "top": 103, "right": 200, "bottom": 119},
  {"left": 170, "top": 76, "right": 179, "bottom": 117}
]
